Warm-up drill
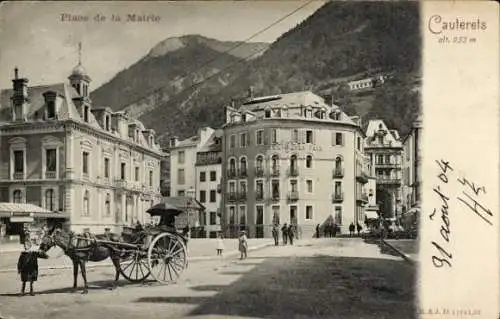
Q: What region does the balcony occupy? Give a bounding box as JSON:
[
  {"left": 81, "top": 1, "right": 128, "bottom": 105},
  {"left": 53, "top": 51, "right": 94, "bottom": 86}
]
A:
[
  {"left": 255, "top": 167, "right": 264, "bottom": 177},
  {"left": 255, "top": 192, "right": 264, "bottom": 201},
  {"left": 227, "top": 192, "right": 238, "bottom": 202},
  {"left": 227, "top": 169, "right": 237, "bottom": 179},
  {"left": 238, "top": 191, "right": 247, "bottom": 201},
  {"left": 114, "top": 179, "right": 128, "bottom": 189},
  {"left": 376, "top": 177, "right": 402, "bottom": 186},
  {"left": 287, "top": 191, "right": 299, "bottom": 201},
  {"left": 356, "top": 171, "right": 370, "bottom": 184},
  {"left": 238, "top": 168, "right": 248, "bottom": 178},
  {"left": 270, "top": 167, "right": 280, "bottom": 177},
  {"left": 13, "top": 172, "right": 24, "bottom": 180},
  {"left": 45, "top": 171, "right": 57, "bottom": 179},
  {"left": 332, "top": 168, "right": 344, "bottom": 178},
  {"left": 376, "top": 163, "right": 402, "bottom": 169},
  {"left": 356, "top": 193, "right": 369, "bottom": 204},
  {"left": 332, "top": 192, "right": 344, "bottom": 203},
  {"left": 287, "top": 167, "right": 299, "bottom": 177}
]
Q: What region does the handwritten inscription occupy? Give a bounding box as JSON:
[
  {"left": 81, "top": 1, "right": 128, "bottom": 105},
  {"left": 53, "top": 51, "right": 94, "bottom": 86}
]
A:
[
  {"left": 60, "top": 13, "right": 161, "bottom": 23},
  {"left": 429, "top": 159, "right": 493, "bottom": 269}
]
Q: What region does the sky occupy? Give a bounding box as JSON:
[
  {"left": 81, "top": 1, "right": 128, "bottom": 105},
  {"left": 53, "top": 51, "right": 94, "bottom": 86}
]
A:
[{"left": 0, "top": 1, "right": 326, "bottom": 90}]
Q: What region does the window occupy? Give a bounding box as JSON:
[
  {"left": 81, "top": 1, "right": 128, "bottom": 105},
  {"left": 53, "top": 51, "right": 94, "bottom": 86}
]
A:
[
  {"left": 256, "top": 130, "right": 264, "bottom": 145},
  {"left": 357, "top": 137, "right": 361, "bottom": 151},
  {"left": 335, "top": 133, "right": 343, "bottom": 146},
  {"left": 83, "top": 105, "right": 89, "bottom": 123},
  {"left": 241, "top": 113, "right": 247, "bottom": 122},
  {"left": 271, "top": 155, "right": 279, "bottom": 171},
  {"left": 178, "top": 151, "right": 185, "bottom": 164},
  {"left": 290, "top": 180, "right": 298, "bottom": 193},
  {"left": 149, "top": 170, "right": 153, "bottom": 187},
  {"left": 199, "top": 190, "right": 206, "bottom": 203},
  {"left": 105, "top": 115, "right": 110, "bottom": 131},
  {"left": 82, "top": 152, "right": 89, "bottom": 175},
  {"left": 229, "top": 206, "right": 236, "bottom": 224},
  {"left": 306, "top": 180, "right": 313, "bottom": 193},
  {"left": 335, "top": 157, "right": 343, "bottom": 170},
  {"left": 271, "top": 129, "right": 278, "bottom": 144},
  {"left": 272, "top": 206, "right": 280, "bottom": 225},
  {"left": 239, "top": 181, "right": 247, "bottom": 194},
  {"left": 306, "top": 205, "right": 313, "bottom": 220},
  {"left": 335, "top": 206, "right": 342, "bottom": 225},
  {"left": 335, "top": 181, "right": 342, "bottom": 196},
  {"left": 120, "top": 162, "right": 126, "bottom": 180},
  {"left": 229, "top": 181, "right": 236, "bottom": 193},
  {"left": 45, "top": 189, "right": 55, "bottom": 211},
  {"left": 292, "top": 129, "right": 299, "bottom": 143},
  {"left": 210, "top": 171, "right": 216, "bottom": 181},
  {"left": 47, "top": 101, "right": 56, "bottom": 119},
  {"left": 306, "top": 130, "right": 313, "bottom": 144},
  {"left": 104, "top": 158, "right": 110, "bottom": 178},
  {"left": 306, "top": 155, "right": 312, "bottom": 168},
  {"left": 83, "top": 190, "right": 90, "bottom": 216},
  {"left": 178, "top": 190, "right": 185, "bottom": 196},
  {"left": 105, "top": 193, "right": 111, "bottom": 217},
  {"left": 13, "top": 189, "right": 22, "bottom": 203},
  {"left": 240, "top": 133, "right": 248, "bottom": 148},
  {"left": 135, "top": 167, "right": 139, "bottom": 181},
  {"left": 46, "top": 149, "right": 57, "bottom": 172},
  {"left": 256, "top": 155, "right": 263, "bottom": 170},
  {"left": 229, "top": 158, "right": 236, "bottom": 174},
  {"left": 210, "top": 190, "right": 216, "bottom": 202},
  {"left": 229, "top": 135, "right": 236, "bottom": 149},
  {"left": 177, "top": 169, "right": 185, "bottom": 184},
  {"left": 239, "top": 206, "right": 246, "bottom": 225},
  {"left": 256, "top": 180, "right": 264, "bottom": 198},
  {"left": 272, "top": 180, "right": 280, "bottom": 198},
  {"left": 290, "top": 155, "right": 297, "bottom": 170},
  {"left": 210, "top": 212, "right": 217, "bottom": 225},
  {"left": 265, "top": 109, "right": 271, "bottom": 118},
  {"left": 13, "top": 150, "right": 24, "bottom": 173},
  {"left": 239, "top": 157, "right": 247, "bottom": 175},
  {"left": 377, "top": 155, "right": 384, "bottom": 165},
  {"left": 200, "top": 171, "right": 206, "bottom": 182}
]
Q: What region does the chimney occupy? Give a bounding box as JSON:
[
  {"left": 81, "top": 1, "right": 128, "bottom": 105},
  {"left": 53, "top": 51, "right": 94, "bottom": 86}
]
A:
[
  {"left": 248, "top": 86, "right": 254, "bottom": 99},
  {"left": 11, "top": 67, "right": 29, "bottom": 121}
]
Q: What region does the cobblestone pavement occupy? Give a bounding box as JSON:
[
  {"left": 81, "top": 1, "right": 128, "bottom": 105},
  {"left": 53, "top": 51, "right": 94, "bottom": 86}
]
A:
[{"left": 0, "top": 238, "right": 415, "bottom": 319}]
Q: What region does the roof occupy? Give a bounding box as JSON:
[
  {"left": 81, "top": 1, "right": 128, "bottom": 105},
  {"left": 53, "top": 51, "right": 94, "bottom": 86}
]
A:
[
  {"left": 175, "top": 135, "right": 199, "bottom": 148},
  {"left": 197, "top": 131, "right": 222, "bottom": 153},
  {"left": 239, "top": 91, "right": 327, "bottom": 112}
]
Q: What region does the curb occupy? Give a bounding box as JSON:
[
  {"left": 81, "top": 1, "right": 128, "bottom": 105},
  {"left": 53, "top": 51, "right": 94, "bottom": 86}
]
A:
[
  {"left": 0, "top": 242, "right": 273, "bottom": 274},
  {"left": 381, "top": 239, "right": 417, "bottom": 265}
]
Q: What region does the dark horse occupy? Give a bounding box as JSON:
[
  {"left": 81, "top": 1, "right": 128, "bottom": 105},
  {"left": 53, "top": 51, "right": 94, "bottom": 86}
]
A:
[{"left": 40, "top": 228, "right": 143, "bottom": 294}]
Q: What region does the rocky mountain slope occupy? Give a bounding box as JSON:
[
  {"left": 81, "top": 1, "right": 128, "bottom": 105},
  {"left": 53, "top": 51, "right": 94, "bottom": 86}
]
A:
[{"left": 90, "top": 1, "right": 421, "bottom": 146}]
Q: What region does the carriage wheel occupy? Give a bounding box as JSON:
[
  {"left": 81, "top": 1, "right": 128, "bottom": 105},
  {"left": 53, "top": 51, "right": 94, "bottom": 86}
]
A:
[
  {"left": 118, "top": 249, "right": 151, "bottom": 283},
  {"left": 147, "top": 233, "right": 188, "bottom": 284}
]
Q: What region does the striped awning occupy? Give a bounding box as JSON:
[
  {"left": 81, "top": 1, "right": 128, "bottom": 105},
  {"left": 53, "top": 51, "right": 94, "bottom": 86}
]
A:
[{"left": 0, "top": 202, "right": 68, "bottom": 219}]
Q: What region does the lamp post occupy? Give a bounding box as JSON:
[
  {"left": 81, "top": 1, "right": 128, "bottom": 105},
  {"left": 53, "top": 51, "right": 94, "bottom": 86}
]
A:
[{"left": 186, "top": 188, "right": 195, "bottom": 238}]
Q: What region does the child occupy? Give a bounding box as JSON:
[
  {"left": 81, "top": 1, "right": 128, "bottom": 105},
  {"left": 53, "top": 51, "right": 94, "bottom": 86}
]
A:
[
  {"left": 17, "top": 239, "right": 48, "bottom": 296},
  {"left": 216, "top": 233, "right": 225, "bottom": 256},
  {"left": 238, "top": 230, "right": 248, "bottom": 260}
]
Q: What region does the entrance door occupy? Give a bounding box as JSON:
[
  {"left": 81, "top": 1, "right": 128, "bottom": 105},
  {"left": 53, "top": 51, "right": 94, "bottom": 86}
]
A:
[
  {"left": 256, "top": 206, "right": 264, "bottom": 238},
  {"left": 289, "top": 206, "right": 297, "bottom": 225}
]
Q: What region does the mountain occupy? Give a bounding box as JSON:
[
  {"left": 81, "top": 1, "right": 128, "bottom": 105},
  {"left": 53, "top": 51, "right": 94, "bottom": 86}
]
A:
[{"left": 90, "top": 1, "right": 421, "bottom": 145}]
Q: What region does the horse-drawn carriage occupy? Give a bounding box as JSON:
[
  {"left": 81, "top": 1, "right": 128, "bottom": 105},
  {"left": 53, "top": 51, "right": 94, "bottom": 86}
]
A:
[{"left": 40, "top": 201, "right": 197, "bottom": 293}]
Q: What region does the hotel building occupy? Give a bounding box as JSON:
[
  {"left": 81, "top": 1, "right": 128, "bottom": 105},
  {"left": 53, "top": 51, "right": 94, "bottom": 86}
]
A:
[
  {"left": 402, "top": 115, "right": 422, "bottom": 212},
  {"left": 221, "top": 90, "right": 369, "bottom": 238},
  {"left": 0, "top": 63, "right": 163, "bottom": 237},
  {"left": 364, "top": 120, "right": 403, "bottom": 219}
]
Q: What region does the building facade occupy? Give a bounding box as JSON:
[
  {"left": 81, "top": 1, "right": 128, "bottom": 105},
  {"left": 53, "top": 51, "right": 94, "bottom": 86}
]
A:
[
  {"left": 402, "top": 115, "right": 422, "bottom": 212},
  {"left": 364, "top": 120, "right": 403, "bottom": 220},
  {"left": 221, "top": 90, "right": 368, "bottom": 238},
  {"left": 0, "top": 65, "right": 163, "bottom": 237}
]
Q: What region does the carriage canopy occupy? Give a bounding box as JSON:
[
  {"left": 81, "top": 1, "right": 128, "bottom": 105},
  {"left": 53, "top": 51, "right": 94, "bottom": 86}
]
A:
[{"left": 146, "top": 196, "right": 205, "bottom": 217}]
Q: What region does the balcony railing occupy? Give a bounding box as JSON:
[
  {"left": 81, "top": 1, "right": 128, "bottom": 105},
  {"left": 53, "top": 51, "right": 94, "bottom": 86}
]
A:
[
  {"left": 271, "top": 193, "right": 280, "bottom": 201},
  {"left": 45, "top": 171, "right": 57, "bottom": 179},
  {"left": 13, "top": 172, "right": 24, "bottom": 180},
  {"left": 287, "top": 167, "right": 299, "bottom": 177},
  {"left": 270, "top": 167, "right": 280, "bottom": 177},
  {"left": 332, "top": 192, "right": 344, "bottom": 203},
  {"left": 376, "top": 163, "right": 402, "bottom": 169},
  {"left": 332, "top": 168, "right": 344, "bottom": 178},
  {"left": 255, "top": 192, "right": 264, "bottom": 201},
  {"left": 288, "top": 191, "right": 299, "bottom": 201},
  {"left": 238, "top": 191, "right": 247, "bottom": 201},
  {"left": 114, "top": 179, "right": 127, "bottom": 189},
  {"left": 238, "top": 168, "right": 248, "bottom": 178},
  {"left": 356, "top": 171, "right": 369, "bottom": 184},
  {"left": 227, "top": 169, "right": 237, "bottom": 179},
  {"left": 255, "top": 167, "right": 264, "bottom": 177},
  {"left": 227, "top": 192, "right": 238, "bottom": 202},
  {"left": 376, "top": 177, "right": 402, "bottom": 185}
]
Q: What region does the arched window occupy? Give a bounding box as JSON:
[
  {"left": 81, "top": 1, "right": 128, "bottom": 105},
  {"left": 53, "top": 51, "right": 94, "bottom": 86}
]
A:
[
  {"left": 264, "top": 109, "right": 271, "bottom": 118},
  {"left": 83, "top": 190, "right": 90, "bottom": 216},
  {"left": 229, "top": 158, "right": 236, "bottom": 172},
  {"left": 256, "top": 155, "right": 264, "bottom": 169},
  {"left": 306, "top": 155, "right": 313, "bottom": 168},
  {"left": 335, "top": 157, "right": 343, "bottom": 170},
  {"left": 105, "top": 193, "right": 111, "bottom": 217},
  {"left": 290, "top": 155, "right": 297, "bottom": 169},
  {"left": 271, "top": 155, "right": 279, "bottom": 172},
  {"left": 13, "top": 189, "right": 22, "bottom": 203},
  {"left": 45, "top": 189, "right": 55, "bottom": 211}
]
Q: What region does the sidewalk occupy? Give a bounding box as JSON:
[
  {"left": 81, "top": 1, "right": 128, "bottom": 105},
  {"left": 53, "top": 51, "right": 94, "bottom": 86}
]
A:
[
  {"left": 0, "top": 238, "right": 273, "bottom": 273},
  {"left": 382, "top": 239, "right": 419, "bottom": 264}
]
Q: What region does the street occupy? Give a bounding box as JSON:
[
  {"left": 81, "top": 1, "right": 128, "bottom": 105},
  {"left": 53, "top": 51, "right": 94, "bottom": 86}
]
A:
[{"left": 0, "top": 238, "right": 416, "bottom": 319}]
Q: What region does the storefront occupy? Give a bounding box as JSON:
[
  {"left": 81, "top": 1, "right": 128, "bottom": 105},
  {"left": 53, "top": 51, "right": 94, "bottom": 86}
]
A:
[{"left": 0, "top": 202, "right": 69, "bottom": 244}]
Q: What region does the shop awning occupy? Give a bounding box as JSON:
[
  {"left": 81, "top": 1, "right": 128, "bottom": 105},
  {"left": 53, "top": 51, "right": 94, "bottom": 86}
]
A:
[
  {"left": 365, "top": 210, "right": 379, "bottom": 220},
  {"left": 0, "top": 202, "right": 69, "bottom": 219}
]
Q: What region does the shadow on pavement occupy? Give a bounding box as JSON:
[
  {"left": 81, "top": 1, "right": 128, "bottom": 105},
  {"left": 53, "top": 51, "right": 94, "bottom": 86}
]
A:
[
  {"left": 135, "top": 255, "right": 417, "bottom": 319},
  {"left": 29, "top": 278, "right": 157, "bottom": 295}
]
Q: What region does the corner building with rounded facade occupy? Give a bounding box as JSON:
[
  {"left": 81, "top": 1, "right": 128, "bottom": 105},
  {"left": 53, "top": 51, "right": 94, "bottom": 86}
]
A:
[{"left": 221, "top": 91, "right": 369, "bottom": 239}]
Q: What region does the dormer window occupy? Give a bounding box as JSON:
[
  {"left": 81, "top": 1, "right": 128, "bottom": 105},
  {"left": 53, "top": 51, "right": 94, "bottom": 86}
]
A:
[
  {"left": 105, "top": 115, "right": 110, "bottom": 131},
  {"left": 264, "top": 109, "right": 271, "bottom": 118},
  {"left": 47, "top": 101, "right": 56, "bottom": 119},
  {"left": 83, "top": 105, "right": 89, "bottom": 122},
  {"left": 241, "top": 113, "right": 247, "bottom": 122}
]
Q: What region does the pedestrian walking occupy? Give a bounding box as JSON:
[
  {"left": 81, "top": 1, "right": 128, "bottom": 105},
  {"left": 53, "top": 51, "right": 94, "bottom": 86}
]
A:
[
  {"left": 281, "top": 223, "right": 288, "bottom": 245},
  {"left": 356, "top": 222, "right": 362, "bottom": 236},
  {"left": 238, "top": 230, "right": 248, "bottom": 259},
  {"left": 272, "top": 225, "right": 279, "bottom": 246},
  {"left": 216, "top": 233, "right": 225, "bottom": 256},
  {"left": 332, "top": 223, "right": 338, "bottom": 237},
  {"left": 17, "top": 240, "right": 48, "bottom": 296},
  {"left": 316, "top": 224, "right": 320, "bottom": 238},
  {"left": 349, "top": 222, "right": 355, "bottom": 237},
  {"left": 287, "top": 224, "right": 295, "bottom": 245}
]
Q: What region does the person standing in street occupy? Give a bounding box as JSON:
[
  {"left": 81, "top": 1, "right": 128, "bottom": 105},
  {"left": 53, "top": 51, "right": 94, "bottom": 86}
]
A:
[
  {"left": 349, "top": 222, "right": 355, "bottom": 237},
  {"left": 287, "top": 224, "right": 295, "bottom": 245},
  {"left": 17, "top": 240, "right": 48, "bottom": 296},
  {"left": 281, "top": 223, "right": 288, "bottom": 245},
  {"left": 316, "top": 224, "right": 320, "bottom": 238},
  {"left": 216, "top": 232, "right": 225, "bottom": 256},
  {"left": 356, "top": 222, "right": 362, "bottom": 236},
  {"left": 238, "top": 230, "right": 248, "bottom": 259},
  {"left": 272, "top": 225, "right": 279, "bottom": 246}
]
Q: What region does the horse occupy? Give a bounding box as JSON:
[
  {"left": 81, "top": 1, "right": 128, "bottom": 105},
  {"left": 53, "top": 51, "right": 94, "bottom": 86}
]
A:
[{"left": 39, "top": 228, "right": 142, "bottom": 294}]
